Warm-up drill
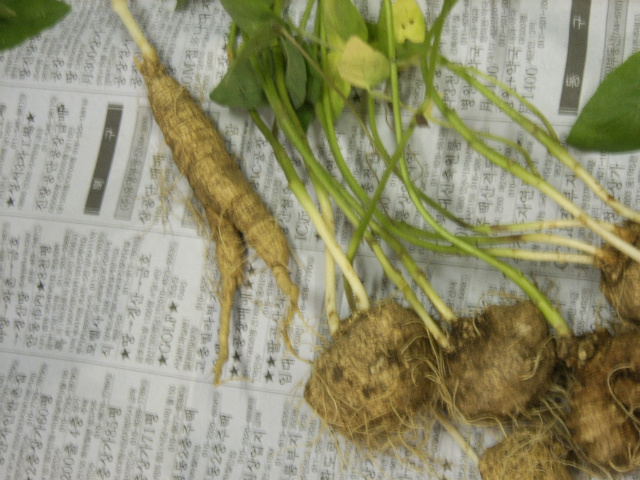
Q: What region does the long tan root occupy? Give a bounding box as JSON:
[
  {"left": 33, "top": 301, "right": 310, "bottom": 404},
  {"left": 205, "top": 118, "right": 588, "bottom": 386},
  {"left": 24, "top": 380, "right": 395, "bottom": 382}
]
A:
[
  {"left": 136, "top": 55, "right": 299, "bottom": 350},
  {"left": 112, "top": 0, "right": 300, "bottom": 375},
  {"left": 207, "top": 207, "right": 244, "bottom": 385}
]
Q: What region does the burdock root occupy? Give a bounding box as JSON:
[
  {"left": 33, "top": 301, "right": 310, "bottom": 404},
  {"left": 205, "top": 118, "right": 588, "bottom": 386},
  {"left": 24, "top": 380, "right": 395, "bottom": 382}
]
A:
[
  {"left": 443, "top": 301, "right": 556, "bottom": 421},
  {"left": 304, "top": 301, "right": 439, "bottom": 449}
]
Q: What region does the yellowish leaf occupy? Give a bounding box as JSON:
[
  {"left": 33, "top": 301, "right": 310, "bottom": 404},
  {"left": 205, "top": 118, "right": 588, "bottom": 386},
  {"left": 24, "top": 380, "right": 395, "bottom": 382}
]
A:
[
  {"left": 393, "top": 0, "right": 425, "bottom": 44},
  {"left": 337, "top": 36, "right": 390, "bottom": 90}
]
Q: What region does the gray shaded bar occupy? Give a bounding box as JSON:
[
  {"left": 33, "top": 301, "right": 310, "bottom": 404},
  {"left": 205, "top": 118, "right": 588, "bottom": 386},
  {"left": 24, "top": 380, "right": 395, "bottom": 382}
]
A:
[
  {"left": 114, "top": 107, "right": 152, "bottom": 220},
  {"left": 559, "top": 0, "right": 592, "bottom": 115},
  {"left": 85, "top": 103, "right": 123, "bottom": 215}
]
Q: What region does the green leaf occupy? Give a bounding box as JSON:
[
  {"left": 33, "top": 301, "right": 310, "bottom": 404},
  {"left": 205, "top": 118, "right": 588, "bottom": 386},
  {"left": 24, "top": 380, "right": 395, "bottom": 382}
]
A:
[
  {"left": 210, "top": 56, "right": 268, "bottom": 110},
  {"left": 337, "top": 35, "right": 390, "bottom": 90},
  {"left": 175, "top": 0, "right": 189, "bottom": 10},
  {"left": 0, "top": 0, "right": 70, "bottom": 52},
  {"left": 219, "top": 0, "right": 281, "bottom": 37},
  {"left": 282, "top": 38, "right": 307, "bottom": 110},
  {"left": 323, "top": 0, "right": 368, "bottom": 47},
  {"left": 567, "top": 50, "right": 640, "bottom": 153},
  {"left": 304, "top": 45, "right": 323, "bottom": 106},
  {"left": 294, "top": 102, "right": 316, "bottom": 132},
  {"left": 0, "top": 3, "right": 16, "bottom": 20}
]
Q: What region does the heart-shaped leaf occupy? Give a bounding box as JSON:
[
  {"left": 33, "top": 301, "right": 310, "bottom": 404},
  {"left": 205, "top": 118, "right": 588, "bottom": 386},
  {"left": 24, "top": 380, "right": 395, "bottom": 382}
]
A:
[
  {"left": 210, "top": 56, "right": 268, "bottom": 110},
  {"left": 567, "top": 50, "right": 640, "bottom": 153}
]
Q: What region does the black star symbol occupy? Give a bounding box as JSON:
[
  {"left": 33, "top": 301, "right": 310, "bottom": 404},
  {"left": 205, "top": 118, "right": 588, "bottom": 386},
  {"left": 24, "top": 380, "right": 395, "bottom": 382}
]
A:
[
  {"left": 168, "top": 301, "right": 178, "bottom": 312},
  {"left": 121, "top": 348, "right": 129, "bottom": 359},
  {"left": 267, "top": 356, "right": 276, "bottom": 367},
  {"left": 6, "top": 197, "right": 14, "bottom": 207},
  {"left": 37, "top": 281, "right": 45, "bottom": 291},
  {"left": 233, "top": 351, "right": 241, "bottom": 362},
  {"left": 247, "top": 264, "right": 256, "bottom": 276},
  {"left": 158, "top": 353, "right": 167, "bottom": 365},
  {"left": 27, "top": 112, "right": 35, "bottom": 122},
  {"left": 443, "top": 460, "right": 451, "bottom": 471},
  {"left": 230, "top": 365, "right": 239, "bottom": 377},
  {"left": 244, "top": 279, "right": 253, "bottom": 289},
  {"left": 264, "top": 370, "right": 273, "bottom": 382}
]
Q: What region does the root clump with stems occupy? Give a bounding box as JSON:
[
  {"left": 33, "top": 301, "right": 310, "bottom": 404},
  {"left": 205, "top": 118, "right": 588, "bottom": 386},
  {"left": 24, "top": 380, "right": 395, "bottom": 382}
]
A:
[
  {"left": 598, "top": 221, "right": 640, "bottom": 324},
  {"left": 564, "top": 327, "right": 640, "bottom": 471},
  {"left": 442, "top": 301, "right": 557, "bottom": 421},
  {"left": 304, "top": 301, "right": 440, "bottom": 450}
]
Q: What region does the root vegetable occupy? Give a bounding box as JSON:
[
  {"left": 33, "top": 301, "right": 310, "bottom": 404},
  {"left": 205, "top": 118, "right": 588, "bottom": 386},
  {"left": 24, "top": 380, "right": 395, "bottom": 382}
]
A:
[
  {"left": 303, "top": 301, "right": 438, "bottom": 449},
  {"left": 443, "top": 301, "right": 556, "bottom": 421},
  {"left": 207, "top": 209, "right": 244, "bottom": 384},
  {"left": 565, "top": 328, "right": 640, "bottom": 470},
  {"left": 112, "top": 0, "right": 299, "bottom": 377},
  {"left": 598, "top": 221, "right": 640, "bottom": 324},
  {"left": 479, "top": 427, "right": 572, "bottom": 480}
]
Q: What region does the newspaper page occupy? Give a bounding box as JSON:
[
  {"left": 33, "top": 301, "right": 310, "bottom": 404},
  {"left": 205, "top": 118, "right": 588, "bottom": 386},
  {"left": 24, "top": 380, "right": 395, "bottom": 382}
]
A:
[{"left": 1, "top": 0, "right": 640, "bottom": 479}]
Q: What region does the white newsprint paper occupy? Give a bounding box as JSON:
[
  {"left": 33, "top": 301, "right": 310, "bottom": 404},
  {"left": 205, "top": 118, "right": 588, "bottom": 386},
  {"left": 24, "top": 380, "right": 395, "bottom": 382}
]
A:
[{"left": 1, "top": 1, "right": 640, "bottom": 479}]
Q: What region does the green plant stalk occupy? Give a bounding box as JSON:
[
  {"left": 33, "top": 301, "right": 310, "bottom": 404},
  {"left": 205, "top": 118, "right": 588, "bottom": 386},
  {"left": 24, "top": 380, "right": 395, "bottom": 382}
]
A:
[
  {"left": 429, "top": 89, "right": 640, "bottom": 267},
  {"left": 262, "top": 36, "right": 458, "bottom": 326},
  {"left": 345, "top": 102, "right": 418, "bottom": 263},
  {"left": 390, "top": 227, "right": 597, "bottom": 264},
  {"left": 247, "top": 106, "right": 370, "bottom": 312},
  {"left": 299, "top": 0, "right": 315, "bottom": 31},
  {"left": 313, "top": 86, "right": 457, "bottom": 322},
  {"left": 317, "top": 189, "right": 341, "bottom": 335},
  {"left": 447, "top": 60, "right": 640, "bottom": 227},
  {"left": 281, "top": 21, "right": 471, "bottom": 238},
  {"left": 251, "top": 92, "right": 451, "bottom": 347},
  {"left": 230, "top": 17, "right": 455, "bottom": 323},
  {"left": 253, "top": 50, "right": 456, "bottom": 342},
  {"left": 382, "top": 0, "right": 571, "bottom": 336}
]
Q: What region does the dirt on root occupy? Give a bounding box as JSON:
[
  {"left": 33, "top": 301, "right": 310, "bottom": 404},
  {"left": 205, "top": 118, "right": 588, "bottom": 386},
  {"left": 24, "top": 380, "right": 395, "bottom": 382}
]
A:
[
  {"left": 443, "top": 301, "right": 556, "bottom": 421},
  {"left": 303, "top": 301, "right": 439, "bottom": 449},
  {"left": 479, "top": 427, "right": 572, "bottom": 480},
  {"left": 565, "top": 328, "right": 640, "bottom": 470},
  {"left": 598, "top": 221, "right": 640, "bottom": 324}
]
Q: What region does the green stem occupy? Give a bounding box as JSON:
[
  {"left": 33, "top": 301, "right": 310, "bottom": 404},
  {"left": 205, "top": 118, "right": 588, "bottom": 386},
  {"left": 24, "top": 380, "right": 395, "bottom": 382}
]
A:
[
  {"left": 430, "top": 89, "right": 640, "bottom": 267},
  {"left": 383, "top": 0, "right": 571, "bottom": 336},
  {"left": 447, "top": 60, "right": 640, "bottom": 226},
  {"left": 248, "top": 104, "right": 370, "bottom": 311},
  {"left": 256, "top": 61, "right": 454, "bottom": 342}
]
